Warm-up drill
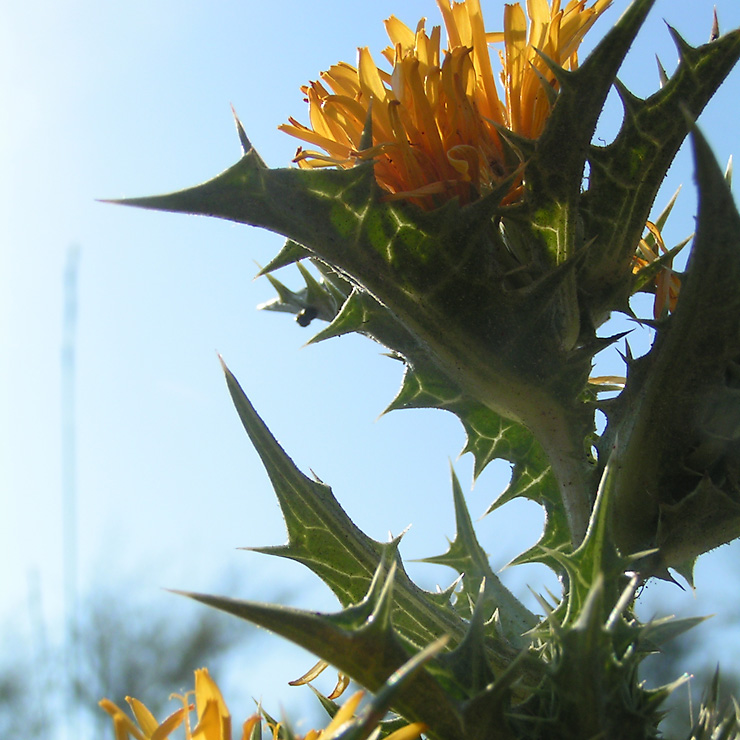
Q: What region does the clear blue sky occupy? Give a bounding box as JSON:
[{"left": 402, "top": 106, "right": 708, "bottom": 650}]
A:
[{"left": 3, "top": 0, "right": 740, "bottom": 728}]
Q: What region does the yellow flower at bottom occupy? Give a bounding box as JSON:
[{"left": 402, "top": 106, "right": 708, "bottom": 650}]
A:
[
  {"left": 100, "top": 668, "right": 252, "bottom": 740},
  {"left": 101, "top": 670, "right": 425, "bottom": 740},
  {"left": 99, "top": 696, "right": 186, "bottom": 740},
  {"left": 279, "top": 0, "right": 611, "bottom": 210},
  {"left": 281, "top": 691, "right": 426, "bottom": 740},
  {"left": 190, "top": 668, "right": 232, "bottom": 740}
]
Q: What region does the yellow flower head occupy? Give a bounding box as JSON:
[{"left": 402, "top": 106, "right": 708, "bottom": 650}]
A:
[
  {"left": 100, "top": 668, "right": 251, "bottom": 740},
  {"left": 280, "top": 0, "right": 612, "bottom": 210},
  {"left": 101, "top": 670, "right": 425, "bottom": 740}
]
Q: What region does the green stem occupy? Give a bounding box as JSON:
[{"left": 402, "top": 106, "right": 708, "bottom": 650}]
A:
[
  {"left": 390, "top": 301, "right": 594, "bottom": 548},
  {"left": 528, "top": 410, "right": 593, "bottom": 547}
]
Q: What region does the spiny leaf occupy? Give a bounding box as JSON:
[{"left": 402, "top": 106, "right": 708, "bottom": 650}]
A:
[
  {"left": 550, "top": 448, "right": 628, "bottom": 626},
  {"left": 581, "top": 22, "right": 740, "bottom": 320},
  {"left": 257, "top": 239, "right": 312, "bottom": 276},
  {"left": 607, "top": 125, "right": 740, "bottom": 573},
  {"left": 687, "top": 669, "right": 740, "bottom": 740},
  {"left": 638, "top": 614, "right": 709, "bottom": 651},
  {"left": 481, "top": 415, "right": 571, "bottom": 576},
  {"left": 422, "top": 465, "right": 538, "bottom": 645},
  {"left": 546, "top": 576, "right": 647, "bottom": 739},
  {"left": 308, "top": 288, "right": 418, "bottom": 350},
  {"left": 258, "top": 263, "right": 342, "bottom": 325},
  {"left": 387, "top": 361, "right": 574, "bottom": 574},
  {"left": 309, "top": 637, "right": 450, "bottom": 740},
  {"left": 436, "top": 588, "right": 497, "bottom": 697},
  {"left": 220, "top": 360, "right": 527, "bottom": 677},
  {"left": 363, "top": 635, "right": 451, "bottom": 730},
  {"left": 387, "top": 362, "right": 553, "bottom": 486},
  {"left": 174, "top": 563, "right": 465, "bottom": 740},
  {"left": 528, "top": 0, "right": 657, "bottom": 265}
]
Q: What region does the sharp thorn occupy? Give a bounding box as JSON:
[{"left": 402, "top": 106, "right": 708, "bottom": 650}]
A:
[
  {"left": 655, "top": 55, "right": 669, "bottom": 88},
  {"left": 710, "top": 7, "right": 720, "bottom": 42}
]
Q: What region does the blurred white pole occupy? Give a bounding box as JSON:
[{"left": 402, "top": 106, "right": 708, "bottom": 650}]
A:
[{"left": 61, "top": 244, "right": 80, "bottom": 740}]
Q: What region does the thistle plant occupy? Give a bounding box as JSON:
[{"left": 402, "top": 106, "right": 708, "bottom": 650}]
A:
[{"left": 101, "top": 1, "right": 740, "bottom": 738}]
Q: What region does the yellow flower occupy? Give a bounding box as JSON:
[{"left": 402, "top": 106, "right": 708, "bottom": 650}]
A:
[
  {"left": 190, "top": 668, "right": 232, "bottom": 740},
  {"left": 100, "top": 668, "right": 254, "bottom": 740},
  {"left": 285, "top": 691, "right": 426, "bottom": 740},
  {"left": 101, "top": 670, "right": 425, "bottom": 740},
  {"left": 279, "top": 0, "right": 611, "bottom": 210},
  {"left": 632, "top": 220, "right": 682, "bottom": 319}
]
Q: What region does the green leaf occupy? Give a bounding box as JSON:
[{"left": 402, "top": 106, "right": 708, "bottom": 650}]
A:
[
  {"left": 220, "top": 360, "right": 528, "bottom": 678},
  {"left": 387, "top": 361, "right": 576, "bottom": 573},
  {"left": 688, "top": 669, "right": 740, "bottom": 739},
  {"left": 638, "top": 614, "right": 708, "bottom": 651},
  {"left": 552, "top": 449, "right": 627, "bottom": 626},
  {"left": 258, "top": 262, "right": 342, "bottom": 325},
  {"left": 422, "top": 465, "right": 538, "bottom": 645},
  {"left": 175, "top": 563, "right": 466, "bottom": 740},
  {"left": 307, "top": 287, "right": 417, "bottom": 350},
  {"left": 580, "top": 23, "right": 740, "bottom": 322},
  {"left": 527, "top": 0, "right": 658, "bottom": 266},
  {"left": 257, "top": 239, "right": 311, "bottom": 275},
  {"left": 606, "top": 125, "right": 740, "bottom": 573}
]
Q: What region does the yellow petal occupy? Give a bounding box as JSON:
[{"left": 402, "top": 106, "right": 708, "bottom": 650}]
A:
[
  {"left": 278, "top": 123, "right": 354, "bottom": 161},
  {"left": 466, "top": 0, "right": 504, "bottom": 124},
  {"left": 322, "top": 63, "right": 361, "bottom": 97},
  {"left": 503, "top": 3, "right": 527, "bottom": 131},
  {"left": 357, "top": 46, "right": 389, "bottom": 103},
  {"left": 327, "top": 672, "right": 351, "bottom": 700},
  {"left": 435, "top": 0, "right": 462, "bottom": 48},
  {"left": 447, "top": 145, "right": 480, "bottom": 181},
  {"left": 417, "top": 23, "right": 441, "bottom": 71},
  {"left": 100, "top": 699, "right": 148, "bottom": 740},
  {"left": 357, "top": 47, "right": 393, "bottom": 140},
  {"left": 384, "top": 15, "right": 416, "bottom": 51},
  {"left": 194, "top": 668, "right": 230, "bottom": 724},
  {"left": 323, "top": 690, "right": 364, "bottom": 736},
  {"left": 151, "top": 708, "right": 187, "bottom": 740},
  {"left": 126, "top": 697, "right": 160, "bottom": 737},
  {"left": 385, "top": 722, "right": 428, "bottom": 740},
  {"left": 288, "top": 659, "right": 330, "bottom": 686},
  {"left": 282, "top": 0, "right": 609, "bottom": 209},
  {"left": 404, "top": 58, "right": 447, "bottom": 164},
  {"left": 526, "top": 0, "right": 551, "bottom": 52},
  {"left": 112, "top": 715, "right": 140, "bottom": 740},
  {"left": 451, "top": 0, "right": 473, "bottom": 46},
  {"left": 293, "top": 150, "right": 354, "bottom": 168},
  {"left": 241, "top": 715, "right": 263, "bottom": 740},
  {"left": 192, "top": 699, "right": 232, "bottom": 740},
  {"left": 644, "top": 221, "right": 667, "bottom": 252}
]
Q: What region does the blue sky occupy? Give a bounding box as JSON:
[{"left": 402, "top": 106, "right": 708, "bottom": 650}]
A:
[{"left": 3, "top": 0, "right": 740, "bottom": 728}]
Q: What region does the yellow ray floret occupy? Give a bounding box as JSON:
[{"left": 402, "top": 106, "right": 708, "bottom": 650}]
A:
[
  {"left": 100, "top": 669, "right": 244, "bottom": 740},
  {"left": 280, "top": 0, "right": 612, "bottom": 210},
  {"left": 633, "top": 220, "right": 683, "bottom": 319},
  {"left": 101, "top": 669, "right": 426, "bottom": 740}
]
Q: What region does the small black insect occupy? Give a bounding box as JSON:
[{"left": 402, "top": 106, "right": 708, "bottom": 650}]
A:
[{"left": 296, "top": 306, "right": 319, "bottom": 327}]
